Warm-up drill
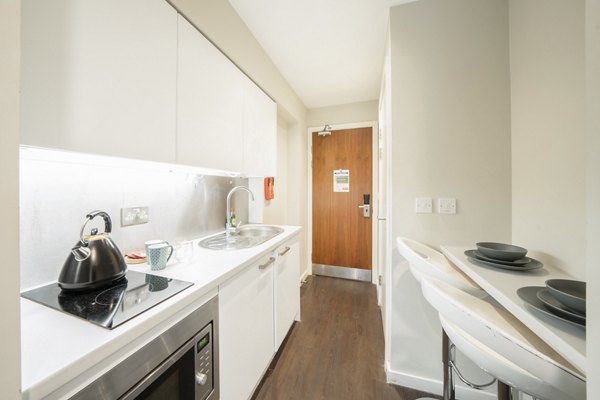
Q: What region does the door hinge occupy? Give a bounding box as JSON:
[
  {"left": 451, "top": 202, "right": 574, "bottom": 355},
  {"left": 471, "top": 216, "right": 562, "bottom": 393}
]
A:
[{"left": 378, "top": 275, "right": 382, "bottom": 285}]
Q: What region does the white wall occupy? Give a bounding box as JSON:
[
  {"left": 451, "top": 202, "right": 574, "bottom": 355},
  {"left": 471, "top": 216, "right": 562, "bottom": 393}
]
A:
[
  {"left": 388, "top": 0, "right": 511, "bottom": 396},
  {"left": 390, "top": 0, "right": 512, "bottom": 250},
  {"left": 286, "top": 121, "right": 309, "bottom": 277},
  {"left": 509, "top": 3, "right": 595, "bottom": 397},
  {"left": 262, "top": 118, "right": 310, "bottom": 279},
  {"left": 307, "top": 100, "right": 378, "bottom": 127},
  {"left": 586, "top": 0, "right": 600, "bottom": 398},
  {"left": 19, "top": 147, "right": 249, "bottom": 289},
  {"left": 509, "top": 0, "right": 586, "bottom": 279},
  {"left": 0, "top": 0, "right": 22, "bottom": 397},
  {"left": 263, "top": 120, "right": 289, "bottom": 225}
]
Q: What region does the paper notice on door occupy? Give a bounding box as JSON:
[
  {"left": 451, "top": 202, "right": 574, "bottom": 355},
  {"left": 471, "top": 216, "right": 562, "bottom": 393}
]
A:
[{"left": 333, "top": 169, "right": 350, "bottom": 192}]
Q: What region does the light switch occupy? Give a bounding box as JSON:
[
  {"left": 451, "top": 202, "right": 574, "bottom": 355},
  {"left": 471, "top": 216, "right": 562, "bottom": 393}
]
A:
[
  {"left": 415, "top": 197, "right": 433, "bottom": 213},
  {"left": 438, "top": 198, "right": 457, "bottom": 214}
]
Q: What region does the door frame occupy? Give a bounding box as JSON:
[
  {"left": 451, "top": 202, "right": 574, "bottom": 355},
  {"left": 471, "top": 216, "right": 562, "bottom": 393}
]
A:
[{"left": 306, "top": 121, "right": 379, "bottom": 285}]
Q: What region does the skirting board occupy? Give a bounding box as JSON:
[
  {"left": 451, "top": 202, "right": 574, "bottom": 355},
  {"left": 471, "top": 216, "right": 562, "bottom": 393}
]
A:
[
  {"left": 300, "top": 268, "right": 310, "bottom": 285},
  {"left": 386, "top": 368, "right": 495, "bottom": 400},
  {"left": 312, "top": 263, "right": 372, "bottom": 282}
]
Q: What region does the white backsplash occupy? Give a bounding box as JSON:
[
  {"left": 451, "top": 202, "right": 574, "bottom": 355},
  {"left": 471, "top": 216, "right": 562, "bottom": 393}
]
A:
[{"left": 19, "top": 146, "right": 248, "bottom": 290}]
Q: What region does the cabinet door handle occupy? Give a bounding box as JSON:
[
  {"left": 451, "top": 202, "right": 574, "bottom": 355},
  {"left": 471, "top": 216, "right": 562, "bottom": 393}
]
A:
[
  {"left": 278, "top": 246, "right": 291, "bottom": 257},
  {"left": 259, "top": 257, "right": 276, "bottom": 270}
]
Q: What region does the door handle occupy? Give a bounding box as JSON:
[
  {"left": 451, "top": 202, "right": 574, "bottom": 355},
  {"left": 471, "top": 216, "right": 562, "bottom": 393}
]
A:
[
  {"left": 359, "top": 193, "right": 371, "bottom": 218},
  {"left": 278, "top": 246, "right": 291, "bottom": 257},
  {"left": 358, "top": 204, "right": 371, "bottom": 218},
  {"left": 259, "top": 257, "right": 276, "bottom": 270}
]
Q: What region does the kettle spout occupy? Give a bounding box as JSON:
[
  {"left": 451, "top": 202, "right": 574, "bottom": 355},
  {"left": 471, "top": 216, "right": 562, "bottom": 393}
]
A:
[{"left": 71, "top": 245, "right": 91, "bottom": 262}]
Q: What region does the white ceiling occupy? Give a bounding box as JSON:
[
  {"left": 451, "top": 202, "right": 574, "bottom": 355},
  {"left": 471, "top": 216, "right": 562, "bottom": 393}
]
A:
[{"left": 229, "top": 0, "right": 417, "bottom": 109}]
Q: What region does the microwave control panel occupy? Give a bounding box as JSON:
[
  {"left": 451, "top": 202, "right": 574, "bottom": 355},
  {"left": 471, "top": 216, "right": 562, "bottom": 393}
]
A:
[{"left": 195, "top": 322, "right": 214, "bottom": 400}]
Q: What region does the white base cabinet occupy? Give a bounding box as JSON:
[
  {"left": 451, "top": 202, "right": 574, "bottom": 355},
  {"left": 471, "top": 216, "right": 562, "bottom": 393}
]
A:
[
  {"left": 219, "top": 235, "right": 300, "bottom": 399},
  {"left": 274, "top": 239, "right": 300, "bottom": 349},
  {"left": 219, "top": 252, "right": 275, "bottom": 400}
]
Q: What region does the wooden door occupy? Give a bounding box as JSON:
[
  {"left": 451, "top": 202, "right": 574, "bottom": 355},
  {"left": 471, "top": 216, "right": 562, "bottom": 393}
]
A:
[{"left": 312, "top": 127, "right": 372, "bottom": 275}]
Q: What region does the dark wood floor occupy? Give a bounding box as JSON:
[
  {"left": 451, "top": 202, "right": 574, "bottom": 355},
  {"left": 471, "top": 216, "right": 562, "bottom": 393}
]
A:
[{"left": 253, "top": 275, "right": 441, "bottom": 400}]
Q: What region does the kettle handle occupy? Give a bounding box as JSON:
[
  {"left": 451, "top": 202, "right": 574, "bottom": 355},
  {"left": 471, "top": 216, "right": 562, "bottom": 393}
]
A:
[{"left": 79, "top": 210, "right": 112, "bottom": 245}]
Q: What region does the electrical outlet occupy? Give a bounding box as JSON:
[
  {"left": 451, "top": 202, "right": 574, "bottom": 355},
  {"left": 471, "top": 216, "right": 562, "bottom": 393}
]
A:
[
  {"left": 121, "top": 206, "right": 149, "bottom": 226},
  {"left": 415, "top": 197, "right": 433, "bottom": 213},
  {"left": 438, "top": 198, "right": 457, "bottom": 214}
]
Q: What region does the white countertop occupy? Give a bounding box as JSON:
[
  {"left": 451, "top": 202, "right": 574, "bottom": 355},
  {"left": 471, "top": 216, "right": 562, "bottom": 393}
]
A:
[
  {"left": 441, "top": 246, "right": 586, "bottom": 374},
  {"left": 20, "top": 225, "right": 301, "bottom": 400}
]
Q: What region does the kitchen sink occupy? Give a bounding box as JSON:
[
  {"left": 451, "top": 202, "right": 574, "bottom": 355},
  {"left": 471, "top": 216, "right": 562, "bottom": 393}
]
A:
[
  {"left": 198, "top": 225, "right": 284, "bottom": 250},
  {"left": 198, "top": 235, "right": 255, "bottom": 250},
  {"left": 235, "top": 225, "right": 284, "bottom": 238}
]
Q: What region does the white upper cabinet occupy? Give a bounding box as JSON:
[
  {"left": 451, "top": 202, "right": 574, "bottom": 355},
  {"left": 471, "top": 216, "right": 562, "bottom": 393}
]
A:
[
  {"left": 176, "top": 15, "right": 245, "bottom": 173},
  {"left": 242, "top": 76, "right": 277, "bottom": 177},
  {"left": 177, "top": 15, "right": 276, "bottom": 176},
  {"left": 21, "top": 0, "right": 178, "bottom": 163},
  {"left": 21, "top": 1, "right": 276, "bottom": 175}
]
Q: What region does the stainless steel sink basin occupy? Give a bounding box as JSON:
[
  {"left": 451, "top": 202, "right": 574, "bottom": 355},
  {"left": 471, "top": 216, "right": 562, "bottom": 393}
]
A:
[
  {"left": 198, "top": 235, "right": 255, "bottom": 250},
  {"left": 236, "top": 225, "right": 284, "bottom": 238},
  {"left": 198, "top": 225, "right": 284, "bottom": 250}
]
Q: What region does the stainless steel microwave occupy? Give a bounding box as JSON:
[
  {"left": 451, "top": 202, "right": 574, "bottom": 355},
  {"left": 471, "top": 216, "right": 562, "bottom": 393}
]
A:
[{"left": 72, "top": 295, "right": 219, "bottom": 400}]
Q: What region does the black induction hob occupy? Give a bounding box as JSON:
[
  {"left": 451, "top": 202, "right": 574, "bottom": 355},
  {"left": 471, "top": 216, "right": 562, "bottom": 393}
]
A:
[{"left": 21, "top": 271, "right": 193, "bottom": 329}]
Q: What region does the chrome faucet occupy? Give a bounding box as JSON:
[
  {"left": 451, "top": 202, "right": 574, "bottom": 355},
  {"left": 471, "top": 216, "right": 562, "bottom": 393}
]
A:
[{"left": 226, "top": 186, "right": 255, "bottom": 235}]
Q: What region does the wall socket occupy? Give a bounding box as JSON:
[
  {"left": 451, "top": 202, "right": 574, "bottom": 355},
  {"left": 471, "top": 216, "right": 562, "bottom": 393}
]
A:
[
  {"left": 438, "top": 198, "right": 457, "bottom": 214},
  {"left": 415, "top": 197, "right": 433, "bottom": 213},
  {"left": 121, "top": 206, "right": 149, "bottom": 226}
]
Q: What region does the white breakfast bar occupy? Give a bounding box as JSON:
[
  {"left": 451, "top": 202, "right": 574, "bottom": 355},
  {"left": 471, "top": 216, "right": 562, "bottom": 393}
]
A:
[{"left": 441, "top": 246, "right": 586, "bottom": 375}]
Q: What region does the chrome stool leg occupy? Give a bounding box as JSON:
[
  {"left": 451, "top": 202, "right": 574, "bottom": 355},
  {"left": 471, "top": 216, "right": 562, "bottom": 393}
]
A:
[
  {"left": 497, "top": 381, "right": 512, "bottom": 400},
  {"left": 442, "top": 329, "right": 455, "bottom": 400},
  {"left": 442, "top": 329, "right": 496, "bottom": 400}
]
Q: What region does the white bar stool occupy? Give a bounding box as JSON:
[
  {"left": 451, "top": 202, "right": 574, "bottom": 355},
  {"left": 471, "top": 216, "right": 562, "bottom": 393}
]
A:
[
  {"left": 396, "top": 237, "right": 486, "bottom": 298},
  {"left": 396, "top": 237, "right": 493, "bottom": 399},
  {"left": 420, "top": 276, "right": 586, "bottom": 400}
]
